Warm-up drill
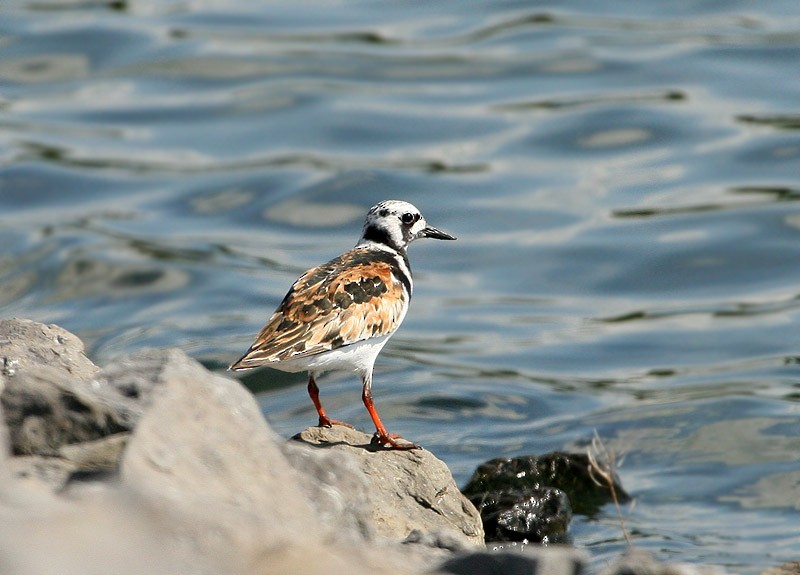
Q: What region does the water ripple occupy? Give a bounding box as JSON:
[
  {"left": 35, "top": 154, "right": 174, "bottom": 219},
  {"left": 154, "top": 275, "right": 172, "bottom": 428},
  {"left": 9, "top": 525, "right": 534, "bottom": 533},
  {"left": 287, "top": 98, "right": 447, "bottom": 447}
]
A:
[{"left": 3, "top": 2, "right": 800, "bottom": 571}]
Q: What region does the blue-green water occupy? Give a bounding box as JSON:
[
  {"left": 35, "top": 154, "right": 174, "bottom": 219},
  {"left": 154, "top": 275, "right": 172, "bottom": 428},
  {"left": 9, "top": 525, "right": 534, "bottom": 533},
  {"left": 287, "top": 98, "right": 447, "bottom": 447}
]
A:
[{"left": 2, "top": 1, "right": 800, "bottom": 572}]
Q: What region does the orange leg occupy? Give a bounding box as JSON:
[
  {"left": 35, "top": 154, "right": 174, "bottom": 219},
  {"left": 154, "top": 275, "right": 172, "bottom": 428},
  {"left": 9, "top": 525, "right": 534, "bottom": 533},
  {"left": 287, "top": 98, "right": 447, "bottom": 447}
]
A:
[
  {"left": 361, "top": 372, "right": 419, "bottom": 450},
  {"left": 307, "top": 375, "right": 353, "bottom": 429}
]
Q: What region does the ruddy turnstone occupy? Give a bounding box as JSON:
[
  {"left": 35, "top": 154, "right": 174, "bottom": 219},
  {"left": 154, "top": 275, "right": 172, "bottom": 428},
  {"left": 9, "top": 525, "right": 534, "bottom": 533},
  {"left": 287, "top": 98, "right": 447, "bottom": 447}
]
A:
[{"left": 229, "top": 200, "right": 456, "bottom": 449}]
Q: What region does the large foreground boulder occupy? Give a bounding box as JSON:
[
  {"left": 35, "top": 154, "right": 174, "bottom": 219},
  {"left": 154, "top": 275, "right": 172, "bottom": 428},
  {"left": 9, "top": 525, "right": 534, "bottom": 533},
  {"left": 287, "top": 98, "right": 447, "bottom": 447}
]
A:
[
  {"left": 118, "top": 348, "right": 331, "bottom": 571},
  {"left": 0, "top": 318, "right": 519, "bottom": 575}
]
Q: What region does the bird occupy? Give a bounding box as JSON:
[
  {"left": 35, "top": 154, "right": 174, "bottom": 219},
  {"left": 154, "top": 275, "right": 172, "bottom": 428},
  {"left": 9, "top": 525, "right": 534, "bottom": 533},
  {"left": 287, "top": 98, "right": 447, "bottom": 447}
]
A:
[{"left": 229, "top": 200, "right": 456, "bottom": 450}]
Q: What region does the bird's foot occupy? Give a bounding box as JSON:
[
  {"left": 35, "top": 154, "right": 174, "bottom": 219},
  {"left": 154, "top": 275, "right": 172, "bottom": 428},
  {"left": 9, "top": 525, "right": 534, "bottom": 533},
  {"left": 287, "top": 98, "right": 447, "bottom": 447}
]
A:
[
  {"left": 317, "top": 416, "right": 354, "bottom": 429},
  {"left": 370, "top": 431, "right": 420, "bottom": 450}
]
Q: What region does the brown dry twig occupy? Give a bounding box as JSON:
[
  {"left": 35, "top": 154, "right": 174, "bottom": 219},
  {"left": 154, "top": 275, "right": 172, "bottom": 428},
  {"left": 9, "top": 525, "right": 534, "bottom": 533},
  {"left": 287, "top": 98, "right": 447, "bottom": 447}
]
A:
[{"left": 587, "top": 429, "right": 632, "bottom": 547}]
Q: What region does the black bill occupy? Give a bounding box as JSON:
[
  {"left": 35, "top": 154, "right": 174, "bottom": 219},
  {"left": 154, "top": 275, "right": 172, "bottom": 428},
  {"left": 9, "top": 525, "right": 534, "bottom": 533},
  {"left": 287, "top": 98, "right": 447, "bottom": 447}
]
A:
[{"left": 418, "top": 225, "right": 456, "bottom": 240}]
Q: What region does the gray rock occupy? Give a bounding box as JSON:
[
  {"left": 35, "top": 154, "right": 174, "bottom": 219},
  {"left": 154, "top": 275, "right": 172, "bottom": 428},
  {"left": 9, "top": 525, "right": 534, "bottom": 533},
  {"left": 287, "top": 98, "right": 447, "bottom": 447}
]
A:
[
  {"left": 0, "top": 404, "right": 10, "bottom": 484},
  {"left": 0, "top": 318, "right": 99, "bottom": 382},
  {"left": 0, "top": 486, "right": 183, "bottom": 575},
  {"left": 293, "top": 425, "right": 485, "bottom": 548},
  {"left": 1, "top": 368, "right": 121, "bottom": 456},
  {"left": 27, "top": 433, "right": 128, "bottom": 497},
  {"left": 403, "top": 529, "right": 475, "bottom": 553},
  {"left": 58, "top": 432, "right": 129, "bottom": 470},
  {"left": 0, "top": 401, "right": 178, "bottom": 575},
  {"left": 9, "top": 454, "right": 79, "bottom": 490},
  {"left": 282, "top": 435, "right": 378, "bottom": 542},
  {"left": 117, "top": 348, "right": 442, "bottom": 575},
  {"left": 120, "top": 348, "right": 325, "bottom": 568},
  {"left": 0, "top": 319, "right": 140, "bottom": 456}
]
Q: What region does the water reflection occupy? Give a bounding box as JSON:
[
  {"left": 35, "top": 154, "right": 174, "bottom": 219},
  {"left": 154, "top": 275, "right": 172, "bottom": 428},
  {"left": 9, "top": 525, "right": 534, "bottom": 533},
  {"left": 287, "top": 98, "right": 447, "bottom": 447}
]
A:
[
  {"left": 54, "top": 258, "right": 188, "bottom": 300},
  {"left": 0, "top": 54, "right": 88, "bottom": 84}
]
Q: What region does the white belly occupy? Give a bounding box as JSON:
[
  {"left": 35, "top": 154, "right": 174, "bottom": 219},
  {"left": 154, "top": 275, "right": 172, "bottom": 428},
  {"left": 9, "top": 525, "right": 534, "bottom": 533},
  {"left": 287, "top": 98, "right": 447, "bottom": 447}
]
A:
[{"left": 267, "top": 335, "right": 391, "bottom": 376}]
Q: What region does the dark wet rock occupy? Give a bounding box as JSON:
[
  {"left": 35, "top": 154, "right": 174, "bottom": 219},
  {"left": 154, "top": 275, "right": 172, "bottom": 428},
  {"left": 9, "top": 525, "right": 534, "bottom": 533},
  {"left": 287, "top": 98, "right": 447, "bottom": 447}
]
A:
[
  {"left": 462, "top": 452, "right": 629, "bottom": 536},
  {"left": 440, "top": 545, "right": 589, "bottom": 575},
  {"left": 471, "top": 485, "right": 572, "bottom": 543},
  {"left": 292, "top": 425, "right": 485, "bottom": 548}
]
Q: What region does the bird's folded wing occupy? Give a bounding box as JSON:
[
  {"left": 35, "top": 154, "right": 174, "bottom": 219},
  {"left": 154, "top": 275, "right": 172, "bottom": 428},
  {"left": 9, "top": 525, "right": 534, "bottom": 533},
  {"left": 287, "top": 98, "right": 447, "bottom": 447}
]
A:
[{"left": 229, "top": 254, "right": 406, "bottom": 370}]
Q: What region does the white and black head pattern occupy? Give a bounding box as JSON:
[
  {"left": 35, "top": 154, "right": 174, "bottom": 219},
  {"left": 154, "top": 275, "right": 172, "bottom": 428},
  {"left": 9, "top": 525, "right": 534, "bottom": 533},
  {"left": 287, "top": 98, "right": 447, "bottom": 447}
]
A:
[{"left": 358, "top": 200, "right": 456, "bottom": 253}]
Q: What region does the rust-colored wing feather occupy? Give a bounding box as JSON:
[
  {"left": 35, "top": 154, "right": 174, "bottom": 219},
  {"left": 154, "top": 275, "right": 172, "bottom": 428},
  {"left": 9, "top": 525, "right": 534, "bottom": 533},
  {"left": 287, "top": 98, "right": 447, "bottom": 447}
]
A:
[{"left": 230, "top": 248, "right": 407, "bottom": 370}]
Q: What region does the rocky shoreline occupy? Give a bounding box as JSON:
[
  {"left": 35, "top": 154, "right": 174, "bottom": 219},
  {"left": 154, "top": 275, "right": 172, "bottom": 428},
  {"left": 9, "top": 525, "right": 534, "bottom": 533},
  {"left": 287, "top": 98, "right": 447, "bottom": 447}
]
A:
[{"left": 0, "top": 318, "right": 730, "bottom": 574}]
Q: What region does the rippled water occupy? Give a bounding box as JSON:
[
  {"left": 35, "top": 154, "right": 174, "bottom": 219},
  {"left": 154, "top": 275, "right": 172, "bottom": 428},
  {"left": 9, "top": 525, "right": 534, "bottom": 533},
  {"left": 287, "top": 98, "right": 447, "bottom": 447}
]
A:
[{"left": 3, "top": 1, "right": 800, "bottom": 572}]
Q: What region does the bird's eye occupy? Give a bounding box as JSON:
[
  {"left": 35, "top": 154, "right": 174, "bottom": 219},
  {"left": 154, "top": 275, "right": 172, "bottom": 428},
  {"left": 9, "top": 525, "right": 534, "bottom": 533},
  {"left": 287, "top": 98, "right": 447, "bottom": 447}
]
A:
[{"left": 401, "top": 212, "right": 417, "bottom": 225}]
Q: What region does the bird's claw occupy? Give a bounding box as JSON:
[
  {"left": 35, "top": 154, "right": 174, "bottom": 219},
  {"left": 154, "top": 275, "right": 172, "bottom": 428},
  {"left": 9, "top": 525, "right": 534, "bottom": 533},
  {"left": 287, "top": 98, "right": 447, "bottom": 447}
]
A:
[
  {"left": 371, "top": 431, "right": 420, "bottom": 450},
  {"left": 318, "top": 417, "right": 354, "bottom": 429}
]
